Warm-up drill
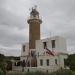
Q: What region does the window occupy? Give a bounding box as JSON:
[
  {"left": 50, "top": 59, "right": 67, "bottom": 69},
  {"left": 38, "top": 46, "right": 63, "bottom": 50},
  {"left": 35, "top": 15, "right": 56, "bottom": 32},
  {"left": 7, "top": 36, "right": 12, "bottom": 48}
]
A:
[
  {"left": 55, "top": 59, "right": 57, "bottom": 65},
  {"left": 46, "top": 59, "right": 49, "bottom": 66},
  {"left": 43, "top": 42, "right": 47, "bottom": 49},
  {"left": 51, "top": 40, "right": 55, "bottom": 48},
  {"left": 23, "top": 45, "right": 25, "bottom": 52},
  {"left": 40, "top": 59, "right": 43, "bottom": 66},
  {"left": 31, "top": 51, "right": 35, "bottom": 57},
  {"left": 64, "top": 59, "right": 66, "bottom": 68}
]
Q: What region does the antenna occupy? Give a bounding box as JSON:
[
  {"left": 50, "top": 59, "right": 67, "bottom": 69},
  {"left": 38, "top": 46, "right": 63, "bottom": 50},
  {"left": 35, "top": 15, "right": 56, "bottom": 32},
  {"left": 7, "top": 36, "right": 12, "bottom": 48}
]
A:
[
  {"left": 34, "top": 5, "right": 37, "bottom": 9},
  {"left": 29, "top": 5, "right": 37, "bottom": 12}
]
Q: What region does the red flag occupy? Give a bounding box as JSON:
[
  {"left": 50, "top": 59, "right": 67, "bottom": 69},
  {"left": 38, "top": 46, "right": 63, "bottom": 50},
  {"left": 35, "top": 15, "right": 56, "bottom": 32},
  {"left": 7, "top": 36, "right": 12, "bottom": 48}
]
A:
[{"left": 45, "top": 48, "right": 54, "bottom": 56}]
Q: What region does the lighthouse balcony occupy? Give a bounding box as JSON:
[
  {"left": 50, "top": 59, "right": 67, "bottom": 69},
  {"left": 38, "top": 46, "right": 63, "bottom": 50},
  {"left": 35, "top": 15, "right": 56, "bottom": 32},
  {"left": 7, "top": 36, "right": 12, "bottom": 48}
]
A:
[
  {"left": 27, "top": 16, "right": 41, "bottom": 20},
  {"left": 27, "top": 16, "right": 42, "bottom": 24}
]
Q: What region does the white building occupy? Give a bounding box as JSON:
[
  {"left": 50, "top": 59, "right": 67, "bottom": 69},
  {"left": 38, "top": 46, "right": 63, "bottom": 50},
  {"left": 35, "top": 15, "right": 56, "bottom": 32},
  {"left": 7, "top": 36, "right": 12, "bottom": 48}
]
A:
[
  {"left": 20, "top": 36, "right": 68, "bottom": 72},
  {"left": 13, "top": 6, "right": 68, "bottom": 72}
]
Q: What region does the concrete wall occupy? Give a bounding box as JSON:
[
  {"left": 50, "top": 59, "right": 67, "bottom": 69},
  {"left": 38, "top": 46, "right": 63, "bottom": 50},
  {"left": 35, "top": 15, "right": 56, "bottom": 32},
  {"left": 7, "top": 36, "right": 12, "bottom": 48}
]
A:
[
  {"left": 20, "top": 43, "right": 29, "bottom": 61},
  {"left": 12, "top": 66, "right": 59, "bottom": 73},
  {"left": 21, "top": 36, "right": 67, "bottom": 57},
  {"left": 37, "top": 55, "right": 58, "bottom": 67},
  {"left": 58, "top": 54, "right": 68, "bottom": 68},
  {"left": 36, "top": 54, "right": 68, "bottom": 69},
  {"left": 20, "top": 36, "right": 68, "bottom": 70},
  {"left": 36, "top": 36, "right": 67, "bottom": 54}
]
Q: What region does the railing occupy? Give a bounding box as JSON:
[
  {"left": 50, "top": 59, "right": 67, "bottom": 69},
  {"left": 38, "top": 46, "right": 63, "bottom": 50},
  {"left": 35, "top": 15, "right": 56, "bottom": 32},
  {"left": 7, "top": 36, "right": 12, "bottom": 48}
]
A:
[{"left": 27, "top": 16, "right": 42, "bottom": 20}]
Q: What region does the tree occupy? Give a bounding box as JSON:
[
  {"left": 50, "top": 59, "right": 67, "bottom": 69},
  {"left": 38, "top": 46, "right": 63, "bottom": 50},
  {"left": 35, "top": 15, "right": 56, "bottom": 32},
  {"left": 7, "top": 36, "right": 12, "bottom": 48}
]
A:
[
  {"left": 65, "top": 54, "right": 75, "bottom": 71},
  {"left": 0, "top": 54, "right": 6, "bottom": 75}
]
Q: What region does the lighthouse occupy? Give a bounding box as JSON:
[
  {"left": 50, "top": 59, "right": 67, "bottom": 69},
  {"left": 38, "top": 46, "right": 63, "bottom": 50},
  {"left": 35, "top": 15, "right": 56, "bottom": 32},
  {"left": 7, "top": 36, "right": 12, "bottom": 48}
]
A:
[
  {"left": 19, "top": 6, "right": 68, "bottom": 71},
  {"left": 27, "top": 6, "right": 42, "bottom": 49},
  {"left": 27, "top": 6, "right": 42, "bottom": 67}
]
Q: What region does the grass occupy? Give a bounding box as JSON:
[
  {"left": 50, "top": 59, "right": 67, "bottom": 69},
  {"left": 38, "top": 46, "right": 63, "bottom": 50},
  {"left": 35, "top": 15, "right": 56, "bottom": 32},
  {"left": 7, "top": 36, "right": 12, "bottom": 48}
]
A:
[
  {"left": 72, "top": 71, "right": 75, "bottom": 75},
  {"left": 6, "top": 69, "right": 73, "bottom": 75},
  {"left": 6, "top": 71, "right": 25, "bottom": 75}
]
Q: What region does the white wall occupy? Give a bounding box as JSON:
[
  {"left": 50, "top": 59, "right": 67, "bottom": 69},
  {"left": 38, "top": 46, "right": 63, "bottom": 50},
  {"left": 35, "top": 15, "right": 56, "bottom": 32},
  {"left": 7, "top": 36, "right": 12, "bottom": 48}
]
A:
[
  {"left": 58, "top": 54, "right": 68, "bottom": 68},
  {"left": 36, "top": 36, "right": 67, "bottom": 54},
  {"left": 20, "top": 36, "right": 68, "bottom": 69},
  {"left": 20, "top": 43, "right": 29, "bottom": 61},
  {"left": 36, "top": 54, "right": 68, "bottom": 69}
]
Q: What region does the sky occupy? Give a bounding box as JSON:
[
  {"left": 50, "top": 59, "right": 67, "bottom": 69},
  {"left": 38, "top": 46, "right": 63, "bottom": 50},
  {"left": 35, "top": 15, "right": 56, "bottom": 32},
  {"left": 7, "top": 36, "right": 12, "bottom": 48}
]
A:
[{"left": 0, "top": 0, "right": 75, "bottom": 56}]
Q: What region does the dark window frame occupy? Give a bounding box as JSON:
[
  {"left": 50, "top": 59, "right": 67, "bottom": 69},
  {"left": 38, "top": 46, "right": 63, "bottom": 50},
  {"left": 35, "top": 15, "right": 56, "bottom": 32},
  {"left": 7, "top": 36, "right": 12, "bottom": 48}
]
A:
[
  {"left": 40, "top": 59, "right": 43, "bottom": 66},
  {"left": 43, "top": 42, "right": 47, "bottom": 49},
  {"left": 51, "top": 40, "right": 55, "bottom": 48},
  {"left": 55, "top": 59, "right": 58, "bottom": 65},
  {"left": 46, "top": 59, "right": 49, "bottom": 66},
  {"left": 64, "top": 59, "right": 66, "bottom": 68}
]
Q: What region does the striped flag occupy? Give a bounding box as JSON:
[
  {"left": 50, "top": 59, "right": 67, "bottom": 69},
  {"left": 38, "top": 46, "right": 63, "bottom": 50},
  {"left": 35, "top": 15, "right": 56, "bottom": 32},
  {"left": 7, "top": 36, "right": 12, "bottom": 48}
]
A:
[{"left": 45, "top": 48, "right": 54, "bottom": 56}]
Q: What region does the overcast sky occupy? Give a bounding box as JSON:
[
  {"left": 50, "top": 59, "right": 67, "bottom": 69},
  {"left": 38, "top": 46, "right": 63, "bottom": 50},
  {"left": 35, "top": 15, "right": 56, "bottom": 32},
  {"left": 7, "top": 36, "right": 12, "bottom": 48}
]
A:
[{"left": 0, "top": 0, "right": 75, "bottom": 56}]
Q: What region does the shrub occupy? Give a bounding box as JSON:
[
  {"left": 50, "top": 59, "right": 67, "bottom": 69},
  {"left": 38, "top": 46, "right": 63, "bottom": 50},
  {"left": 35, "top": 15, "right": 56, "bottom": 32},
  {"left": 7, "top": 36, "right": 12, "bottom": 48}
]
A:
[
  {"left": 0, "top": 63, "right": 6, "bottom": 75},
  {"left": 25, "top": 71, "right": 46, "bottom": 75},
  {"left": 0, "top": 68, "right": 5, "bottom": 75},
  {"left": 5, "top": 69, "right": 73, "bottom": 75},
  {"left": 72, "top": 71, "right": 75, "bottom": 75},
  {"left": 50, "top": 69, "right": 72, "bottom": 75}
]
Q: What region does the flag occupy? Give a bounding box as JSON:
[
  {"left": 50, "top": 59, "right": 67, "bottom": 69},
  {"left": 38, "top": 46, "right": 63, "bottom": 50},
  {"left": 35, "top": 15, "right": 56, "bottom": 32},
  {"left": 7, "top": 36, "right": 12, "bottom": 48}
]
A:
[{"left": 45, "top": 48, "right": 54, "bottom": 56}]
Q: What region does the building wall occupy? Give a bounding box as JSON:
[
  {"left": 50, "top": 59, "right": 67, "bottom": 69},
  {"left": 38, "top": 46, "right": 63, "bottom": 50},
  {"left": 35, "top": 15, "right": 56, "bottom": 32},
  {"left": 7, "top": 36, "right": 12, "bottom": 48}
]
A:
[
  {"left": 21, "top": 36, "right": 67, "bottom": 57},
  {"left": 36, "top": 54, "right": 67, "bottom": 68},
  {"left": 29, "top": 20, "right": 40, "bottom": 49},
  {"left": 20, "top": 43, "right": 29, "bottom": 61},
  {"left": 20, "top": 36, "right": 68, "bottom": 69},
  {"left": 58, "top": 54, "right": 68, "bottom": 68},
  {"left": 36, "top": 36, "right": 67, "bottom": 54},
  {"left": 35, "top": 36, "right": 68, "bottom": 69}
]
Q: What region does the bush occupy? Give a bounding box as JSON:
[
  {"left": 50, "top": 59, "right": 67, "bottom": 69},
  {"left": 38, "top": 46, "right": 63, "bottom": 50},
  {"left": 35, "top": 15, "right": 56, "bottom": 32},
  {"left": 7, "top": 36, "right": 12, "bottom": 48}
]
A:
[
  {"left": 65, "top": 54, "right": 75, "bottom": 71},
  {"left": 24, "top": 69, "right": 72, "bottom": 75},
  {"left": 0, "top": 63, "right": 6, "bottom": 75},
  {"left": 50, "top": 69, "right": 72, "bottom": 75},
  {"left": 72, "top": 71, "right": 75, "bottom": 75},
  {"left": 5, "top": 69, "right": 72, "bottom": 75},
  {"left": 0, "top": 54, "right": 6, "bottom": 75},
  {"left": 0, "top": 68, "right": 5, "bottom": 75},
  {"left": 25, "top": 71, "right": 47, "bottom": 75}
]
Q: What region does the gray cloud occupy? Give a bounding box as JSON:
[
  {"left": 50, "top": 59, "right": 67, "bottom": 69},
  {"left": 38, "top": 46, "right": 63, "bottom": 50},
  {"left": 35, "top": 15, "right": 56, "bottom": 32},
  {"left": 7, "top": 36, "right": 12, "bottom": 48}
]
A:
[{"left": 0, "top": 0, "right": 75, "bottom": 56}]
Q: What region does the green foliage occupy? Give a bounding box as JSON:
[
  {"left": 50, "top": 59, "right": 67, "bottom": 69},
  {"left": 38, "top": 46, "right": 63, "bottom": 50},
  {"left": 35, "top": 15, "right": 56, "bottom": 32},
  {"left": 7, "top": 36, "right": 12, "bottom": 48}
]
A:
[
  {"left": 25, "top": 71, "right": 46, "bottom": 75},
  {"left": 0, "top": 68, "right": 5, "bottom": 75},
  {"left": 50, "top": 69, "right": 72, "bottom": 75},
  {"left": 6, "top": 69, "right": 73, "bottom": 75},
  {"left": 72, "top": 71, "right": 75, "bottom": 75},
  {"left": 0, "top": 54, "right": 5, "bottom": 61},
  {"left": 0, "top": 54, "right": 6, "bottom": 75},
  {"left": 24, "top": 69, "right": 72, "bottom": 75},
  {"left": 65, "top": 54, "right": 75, "bottom": 71},
  {"left": 0, "top": 63, "right": 6, "bottom": 74}
]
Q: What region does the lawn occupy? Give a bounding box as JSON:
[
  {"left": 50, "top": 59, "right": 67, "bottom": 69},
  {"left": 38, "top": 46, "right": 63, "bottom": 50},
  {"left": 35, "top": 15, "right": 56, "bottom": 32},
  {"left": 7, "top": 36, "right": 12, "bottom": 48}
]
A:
[
  {"left": 6, "top": 69, "right": 73, "bottom": 75},
  {"left": 72, "top": 71, "right": 75, "bottom": 75},
  {"left": 6, "top": 71, "right": 25, "bottom": 75}
]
